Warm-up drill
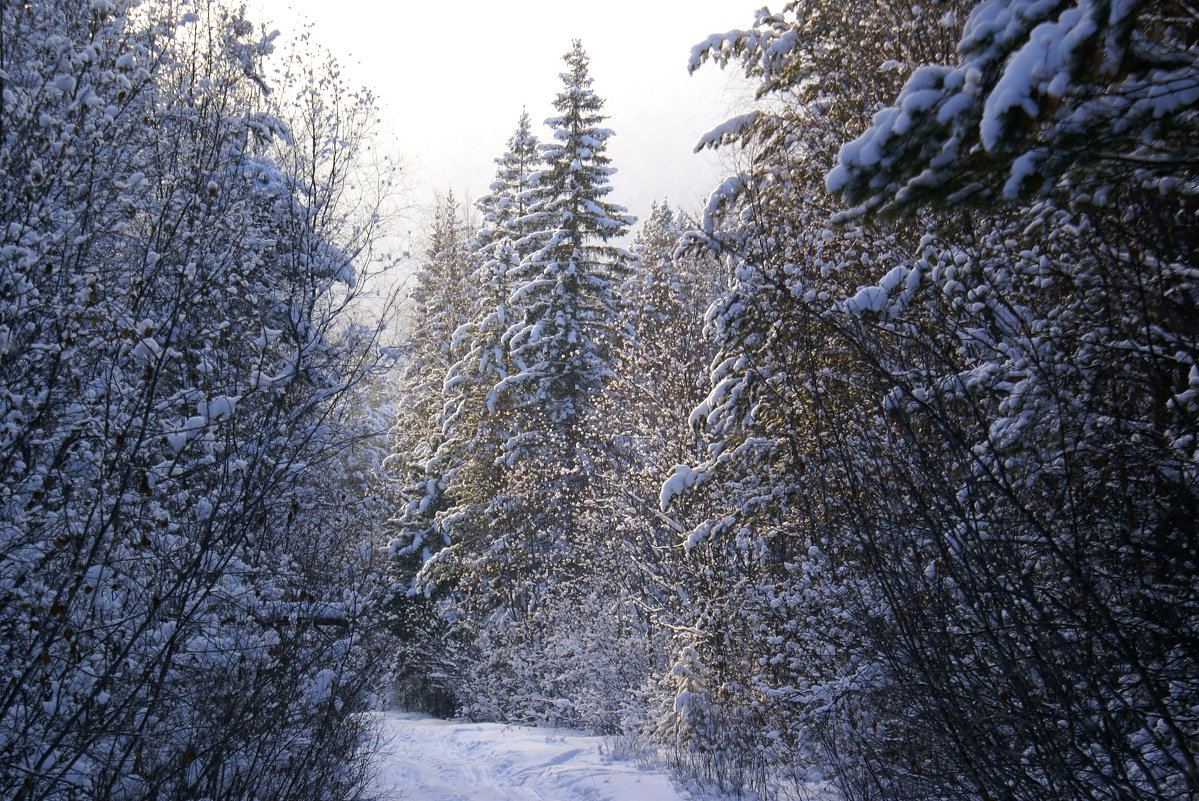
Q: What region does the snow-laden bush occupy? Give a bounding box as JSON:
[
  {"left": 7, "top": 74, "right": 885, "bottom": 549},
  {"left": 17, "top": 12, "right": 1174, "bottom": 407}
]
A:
[
  {"left": 676, "top": 1, "right": 1199, "bottom": 800},
  {"left": 0, "top": 2, "right": 398, "bottom": 799}
]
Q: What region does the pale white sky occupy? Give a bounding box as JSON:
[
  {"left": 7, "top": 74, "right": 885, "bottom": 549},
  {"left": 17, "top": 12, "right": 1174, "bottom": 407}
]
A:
[{"left": 248, "top": 0, "right": 755, "bottom": 240}]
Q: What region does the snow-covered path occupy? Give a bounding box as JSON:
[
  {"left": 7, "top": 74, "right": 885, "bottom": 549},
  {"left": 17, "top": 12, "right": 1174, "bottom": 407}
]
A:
[{"left": 367, "top": 712, "right": 695, "bottom": 801}]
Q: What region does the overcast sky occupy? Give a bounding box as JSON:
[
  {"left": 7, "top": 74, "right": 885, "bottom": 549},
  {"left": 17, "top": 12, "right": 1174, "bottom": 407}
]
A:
[{"left": 248, "top": 0, "right": 755, "bottom": 241}]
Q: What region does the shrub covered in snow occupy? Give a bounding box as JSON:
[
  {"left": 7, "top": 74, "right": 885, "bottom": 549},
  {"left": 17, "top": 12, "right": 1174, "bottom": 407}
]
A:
[{"left": 0, "top": 2, "right": 398, "bottom": 799}]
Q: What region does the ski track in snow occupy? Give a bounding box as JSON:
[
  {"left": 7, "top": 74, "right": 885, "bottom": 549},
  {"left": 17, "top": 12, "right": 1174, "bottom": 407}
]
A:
[{"left": 367, "top": 712, "right": 695, "bottom": 801}]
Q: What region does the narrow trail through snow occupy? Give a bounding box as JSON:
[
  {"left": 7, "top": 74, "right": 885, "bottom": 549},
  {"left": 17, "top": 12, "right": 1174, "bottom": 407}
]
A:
[{"left": 367, "top": 712, "right": 694, "bottom": 801}]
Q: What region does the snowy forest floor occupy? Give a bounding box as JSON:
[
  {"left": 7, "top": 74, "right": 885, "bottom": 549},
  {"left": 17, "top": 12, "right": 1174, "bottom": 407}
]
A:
[{"left": 365, "top": 712, "right": 739, "bottom": 801}]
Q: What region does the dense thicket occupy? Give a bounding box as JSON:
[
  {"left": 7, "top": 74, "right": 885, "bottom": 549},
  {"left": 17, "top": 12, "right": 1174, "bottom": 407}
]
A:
[
  {"left": 660, "top": 1, "right": 1199, "bottom": 799},
  {"left": 0, "top": 2, "right": 397, "bottom": 799}
]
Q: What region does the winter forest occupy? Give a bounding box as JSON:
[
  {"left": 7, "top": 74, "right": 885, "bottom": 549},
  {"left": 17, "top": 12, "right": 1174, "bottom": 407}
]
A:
[{"left": 2, "top": 0, "right": 1196, "bottom": 800}]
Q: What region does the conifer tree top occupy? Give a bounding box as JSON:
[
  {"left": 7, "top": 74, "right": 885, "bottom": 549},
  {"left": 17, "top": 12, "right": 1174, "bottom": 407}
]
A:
[
  {"left": 477, "top": 110, "right": 541, "bottom": 239},
  {"left": 528, "top": 40, "right": 633, "bottom": 244},
  {"left": 554, "top": 40, "right": 599, "bottom": 111},
  {"left": 497, "top": 40, "right": 633, "bottom": 434}
]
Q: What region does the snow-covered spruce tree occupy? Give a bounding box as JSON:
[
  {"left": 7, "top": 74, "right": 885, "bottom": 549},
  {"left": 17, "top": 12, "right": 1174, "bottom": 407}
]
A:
[
  {"left": 437, "top": 111, "right": 541, "bottom": 536},
  {"left": 405, "top": 42, "right": 634, "bottom": 726},
  {"left": 387, "top": 119, "right": 542, "bottom": 715},
  {"left": 0, "top": 3, "right": 397, "bottom": 800},
  {"left": 424, "top": 113, "right": 543, "bottom": 574},
  {"left": 500, "top": 40, "right": 634, "bottom": 479},
  {"left": 451, "top": 202, "right": 728, "bottom": 735},
  {"left": 484, "top": 41, "right": 636, "bottom": 725},
  {"left": 384, "top": 191, "right": 477, "bottom": 713},
  {"left": 388, "top": 191, "right": 476, "bottom": 569}
]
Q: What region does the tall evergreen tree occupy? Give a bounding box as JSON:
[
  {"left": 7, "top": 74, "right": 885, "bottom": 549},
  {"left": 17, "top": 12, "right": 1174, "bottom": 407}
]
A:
[
  {"left": 437, "top": 112, "right": 543, "bottom": 529},
  {"left": 445, "top": 43, "right": 637, "bottom": 725},
  {"left": 389, "top": 119, "right": 542, "bottom": 592},
  {"left": 385, "top": 193, "right": 475, "bottom": 698},
  {"left": 479, "top": 42, "right": 633, "bottom": 616},
  {"left": 386, "top": 116, "right": 547, "bottom": 716},
  {"left": 500, "top": 40, "right": 635, "bottom": 456},
  {"left": 387, "top": 43, "right": 636, "bottom": 724},
  {"left": 390, "top": 191, "right": 476, "bottom": 565},
  {"left": 431, "top": 113, "right": 544, "bottom": 573}
]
